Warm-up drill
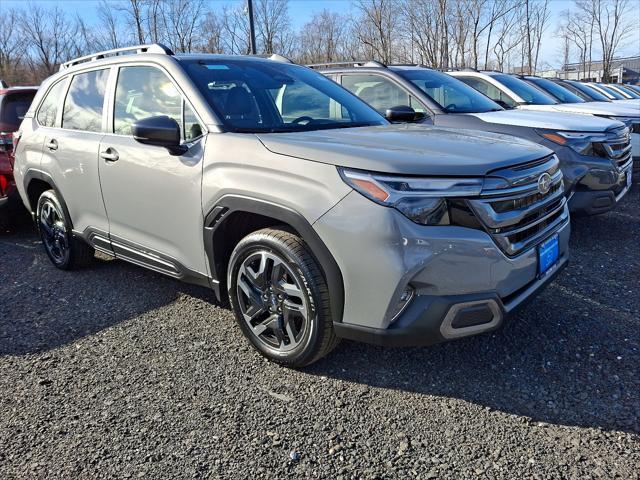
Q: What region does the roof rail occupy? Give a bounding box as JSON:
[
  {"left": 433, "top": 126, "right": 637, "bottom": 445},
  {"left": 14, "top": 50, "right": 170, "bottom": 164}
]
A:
[
  {"left": 306, "top": 60, "right": 387, "bottom": 70},
  {"left": 387, "top": 63, "right": 430, "bottom": 68},
  {"left": 60, "top": 43, "right": 174, "bottom": 71}
]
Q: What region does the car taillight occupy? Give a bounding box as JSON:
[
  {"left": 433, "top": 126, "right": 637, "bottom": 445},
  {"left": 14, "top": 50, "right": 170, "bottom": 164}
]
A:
[
  {"left": 0, "top": 132, "right": 13, "bottom": 153},
  {"left": 0, "top": 173, "right": 9, "bottom": 196}
]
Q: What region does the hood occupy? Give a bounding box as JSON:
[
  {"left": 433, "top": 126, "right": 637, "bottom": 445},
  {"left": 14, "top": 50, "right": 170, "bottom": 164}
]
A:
[
  {"left": 613, "top": 99, "right": 640, "bottom": 104},
  {"left": 467, "top": 109, "right": 623, "bottom": 131},
  {"left": 519, "top": 102, "right": 640, "bottom": 118},
  {"left": 257, "top": 124, "right": 551, "bottom": 176}
]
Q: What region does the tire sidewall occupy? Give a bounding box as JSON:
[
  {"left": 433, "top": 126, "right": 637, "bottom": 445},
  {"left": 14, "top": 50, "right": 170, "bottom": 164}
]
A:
[
  {"left": 36, "top": 190, "right": 73, "bottom": 269},
  {"left": 228, "top": 233, "right": 324, "bottom": 366}
]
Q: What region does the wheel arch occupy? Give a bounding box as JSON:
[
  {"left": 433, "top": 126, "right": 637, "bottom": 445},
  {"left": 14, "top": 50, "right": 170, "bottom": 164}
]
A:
[
  {"left": 23, "top": 169, "right": 73, "bottom": 227},
  {"left": 204, "top": 195, "right": 345, "bottom": 324}
]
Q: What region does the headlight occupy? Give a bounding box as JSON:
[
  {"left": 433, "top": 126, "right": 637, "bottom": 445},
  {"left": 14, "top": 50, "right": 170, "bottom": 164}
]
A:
[
  {"left": 339, "top": 168, "right": 483, "bottom": 225},
  {"left": 536, "top": 129, "right": 610, "bottom": 155}
]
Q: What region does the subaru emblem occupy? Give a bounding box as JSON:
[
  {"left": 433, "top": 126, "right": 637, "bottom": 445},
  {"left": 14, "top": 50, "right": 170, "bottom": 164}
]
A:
[{"left": 537, "top": 173, "right": 552, "bottom": 195}]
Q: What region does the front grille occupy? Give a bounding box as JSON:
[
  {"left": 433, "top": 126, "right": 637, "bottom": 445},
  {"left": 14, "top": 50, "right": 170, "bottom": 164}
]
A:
[
  {"left": 467, "top": 155, "right": 569, "bottom": 256},
  {"left": 596, "top": 126, "right": 632, "bottom": 170}
]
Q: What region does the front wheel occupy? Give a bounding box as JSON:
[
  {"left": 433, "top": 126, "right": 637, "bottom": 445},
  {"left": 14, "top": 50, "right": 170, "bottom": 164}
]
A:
[
  {"left": 227, "top": 228, "right": 339, "bottom": 367},
  {"left": 36, "top": 190, "right": 94, "bottom": 270}
]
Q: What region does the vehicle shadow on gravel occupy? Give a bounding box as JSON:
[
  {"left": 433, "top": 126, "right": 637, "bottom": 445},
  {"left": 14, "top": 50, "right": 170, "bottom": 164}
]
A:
[
  {"left": 0, "top": 223, "right": 218, "bottom": 357},
  {"left": 308, "top": 189, "right": 640, "bottom": 435}
]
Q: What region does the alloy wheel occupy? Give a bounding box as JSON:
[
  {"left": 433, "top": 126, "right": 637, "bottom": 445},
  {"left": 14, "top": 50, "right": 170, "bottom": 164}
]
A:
[
  {"left": 39, "top": 199, "right": 69, "bottom": 265},
  {"left": 236, "top": 251, "right": 310, "bottom": 353}
]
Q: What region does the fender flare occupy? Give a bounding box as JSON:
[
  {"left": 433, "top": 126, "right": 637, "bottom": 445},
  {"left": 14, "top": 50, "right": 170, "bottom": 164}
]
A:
[
  {"left": 23, "top": 169, "right": 73, "bottom": 227},
  {"left": 203, "top": 195, "right": 345, "bottom": 324}
]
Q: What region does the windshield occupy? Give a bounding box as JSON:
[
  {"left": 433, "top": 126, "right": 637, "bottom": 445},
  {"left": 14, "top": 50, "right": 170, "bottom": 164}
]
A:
[
  {"left": 596, "top": 84, "right": 625, "bottom": 100},
  {"left": 492, "top": 74, "right": 557, "bottom": 105},
  {"left": 396, "top": 69, "right": 503, "bottom": 113},
  {"left": 0, "top": 92, "right": 36, "bottom": 131},
  {"left": 613, "top": 85, "right": 640, "bottom": 99},
  {"left": 526, "top": 77, "right": 585, "bottom": 104},
  {"left": 566, "top": 81, "right": 611, "bottom": 102},
  {"left": 181, "top": 59, "right": 387, "bottom": 133}
]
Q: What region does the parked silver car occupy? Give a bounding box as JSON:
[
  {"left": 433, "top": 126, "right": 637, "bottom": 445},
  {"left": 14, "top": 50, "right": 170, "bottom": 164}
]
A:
[{"left": 13, "top": 45, "right": 569, "bottom": 366}]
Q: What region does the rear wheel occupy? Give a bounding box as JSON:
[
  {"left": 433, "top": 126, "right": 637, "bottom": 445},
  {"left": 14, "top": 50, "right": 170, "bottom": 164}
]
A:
[
  {"left": 227, "top": 228, "right": 338, "bottom": 367},
  {"left": 37, "top": 190, "right": 94, "bottom": 270}
]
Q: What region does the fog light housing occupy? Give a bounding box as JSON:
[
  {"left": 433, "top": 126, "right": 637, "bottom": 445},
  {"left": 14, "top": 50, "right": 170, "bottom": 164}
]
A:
[{"left": 389, "top": 285, "right": 415, "bottom": 322}]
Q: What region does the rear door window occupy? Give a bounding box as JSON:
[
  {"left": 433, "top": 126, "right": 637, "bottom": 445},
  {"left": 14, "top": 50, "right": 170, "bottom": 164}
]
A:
[{"left": 62, "top": 69, "right": 109, "bottom": 132}]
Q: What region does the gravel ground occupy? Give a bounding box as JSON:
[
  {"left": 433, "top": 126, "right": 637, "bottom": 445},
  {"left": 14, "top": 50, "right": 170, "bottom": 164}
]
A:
[{"left": 1, "top": 187, "right": 638, "bottom": 480}]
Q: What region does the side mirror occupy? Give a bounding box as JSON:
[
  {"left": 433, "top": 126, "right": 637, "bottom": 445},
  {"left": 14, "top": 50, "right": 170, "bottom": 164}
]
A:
[
  {"left": 385, "top": 105, "right": 423, "bottom": 123},
  {"left": 132, "top": 116, "right": 187, "bottom": 156}
]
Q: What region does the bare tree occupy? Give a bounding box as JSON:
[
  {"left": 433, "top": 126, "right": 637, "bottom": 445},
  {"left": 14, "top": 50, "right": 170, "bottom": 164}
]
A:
[
  {"left": 0, "top": 8, "right": 27, "bottom": 83},
  {"left": 220, "top": 4, "right": 252, "bottom": 55},
  {"left": 402, "top": 0, "right": 450, "bottom": 68},
  {"left": 353, "top": 0, "right": 400, "bottom": 64},
  {"left": 118, "top": 0, "right": 147, "bottom": 44},
  {"left": 254, "top": 0, "right": 294, "bottom": 55},
  {"left": 199, "top": 12, "right": 225, "bottom": 53},
  {"left": 96, "top": 0, "right": 123, "bottom": 50},
  {"left": 481, "top": 0, "right": 518, "bottom": 69},
  {"left": 576, "top": 0, "right": 636, "bottom": 81},
  {"left": 297, "top": 10, "right": 349, "bottom": 64},
  {"left": 20, "top": 4, "right": 80, "bottom": 76},
  {"left": 159, "top": 0, "right": 207, "bottom": 53},
  {"left": 491, "top": 3, "right": 522, "bottom": 70},
  {"left": 518, "top": 0, "right": 550, "bottom": 74},
  {"left": 531, "top": 0, "right": 551, "bottom": 74}
]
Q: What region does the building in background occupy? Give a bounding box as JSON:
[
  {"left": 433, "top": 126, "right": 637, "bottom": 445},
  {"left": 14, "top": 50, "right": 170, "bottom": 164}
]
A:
[{"left": 532, "top": 56, "right": 640, "bottom": 84}]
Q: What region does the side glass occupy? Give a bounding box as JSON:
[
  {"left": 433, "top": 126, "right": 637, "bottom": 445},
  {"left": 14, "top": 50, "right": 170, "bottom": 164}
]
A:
[
  {"left": 114, "top": 66, "right": 182, "bottom": 136},
  {"left": 37, "top": 80, "right": 67, "bottom": 128},
  {"left": 341, "top": 74, "right": 410, "bottom": 114},
  {"left": 459, "top": 77, "right": 517, "bottom": 108},
  {"left": 62, "top": 69, "right": 109, "bottom": 132},
  {"left": 183, "top": 102, "right": 203, "bottom": 141}
]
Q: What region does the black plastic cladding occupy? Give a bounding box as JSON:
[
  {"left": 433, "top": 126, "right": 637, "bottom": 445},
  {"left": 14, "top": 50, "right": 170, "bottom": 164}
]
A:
[{"left": 203, "top": 195, "right": 345, "bottom": 324}]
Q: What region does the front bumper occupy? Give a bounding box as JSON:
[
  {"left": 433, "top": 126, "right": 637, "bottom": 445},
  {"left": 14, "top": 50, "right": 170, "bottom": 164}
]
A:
[
  {"left": 566, "top": 158, "right": 632, "bottom": 215},
  {"left": 314, "top": 191, "right": 570, "bottom": 345},
  {"left": 545, "top": 143, "right": 632, "bottom": 215},
  {"left": 334, "top": 254, "right": 567, "bottom": 347}
]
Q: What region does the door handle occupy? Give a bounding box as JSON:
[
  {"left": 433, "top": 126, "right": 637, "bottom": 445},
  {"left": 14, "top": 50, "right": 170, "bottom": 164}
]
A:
[
  {"left": 46, "top": 139, "right": 58, "bottom": 151},
  {"left": 100, "top": 148, "right": 119, "bottom": 162}
]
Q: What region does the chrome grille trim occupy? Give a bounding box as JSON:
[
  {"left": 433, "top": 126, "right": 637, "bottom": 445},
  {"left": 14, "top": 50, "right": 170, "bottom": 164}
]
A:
[
  {"left": 468, "top": 155, "right": 569, "bottom": 257},
  {"left": 599, "top": 126, "right": 633, "bottom": 170}
]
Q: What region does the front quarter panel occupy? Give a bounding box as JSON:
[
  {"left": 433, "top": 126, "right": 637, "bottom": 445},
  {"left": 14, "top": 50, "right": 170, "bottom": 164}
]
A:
[{"left": 201, "top": 133, "right": 351, "bottom": 225}]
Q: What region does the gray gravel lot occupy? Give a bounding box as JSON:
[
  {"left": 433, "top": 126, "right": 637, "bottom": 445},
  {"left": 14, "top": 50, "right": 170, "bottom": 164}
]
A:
[{"left": 1, "top": 187, "right": 639, "bottom": 479}]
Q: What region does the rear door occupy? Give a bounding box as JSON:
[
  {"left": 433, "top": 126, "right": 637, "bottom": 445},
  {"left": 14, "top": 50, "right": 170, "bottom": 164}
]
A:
[
  {"left": 39, "top": 69, "right": 110, "bottom": 236},
  {"left": 98, "top": 64, "right": 207, "bottom": 277}
]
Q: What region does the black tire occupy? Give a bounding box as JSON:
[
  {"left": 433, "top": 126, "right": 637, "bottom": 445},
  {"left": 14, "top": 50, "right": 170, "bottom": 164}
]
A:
[
  {"left": 36, "top": 190, "right": 94, "bottom": 270},
  {"left": 227, "top": 227, "right": 339, "bottom": 367}
]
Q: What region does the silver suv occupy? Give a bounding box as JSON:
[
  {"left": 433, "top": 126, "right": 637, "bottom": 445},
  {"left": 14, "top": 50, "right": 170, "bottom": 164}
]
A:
[{"left": 13, "top": 45, "right": 570, "bottom": 367}]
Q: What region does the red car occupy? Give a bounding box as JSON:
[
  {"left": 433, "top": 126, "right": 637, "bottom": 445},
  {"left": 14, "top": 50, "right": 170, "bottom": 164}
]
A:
[{"left": 0, "top": 84, "right": 38, "bottom": 227}]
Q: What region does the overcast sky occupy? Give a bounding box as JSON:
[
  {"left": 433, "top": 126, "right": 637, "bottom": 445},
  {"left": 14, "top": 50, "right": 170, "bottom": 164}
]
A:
[{"left": 5, "top": 0, "right": 640, "bottom": 68}]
